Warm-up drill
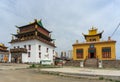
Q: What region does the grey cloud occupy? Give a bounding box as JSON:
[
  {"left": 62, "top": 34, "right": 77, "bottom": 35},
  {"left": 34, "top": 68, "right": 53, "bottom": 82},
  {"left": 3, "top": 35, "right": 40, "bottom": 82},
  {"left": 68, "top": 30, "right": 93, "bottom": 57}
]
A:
[{"left": 0, "top": 0, "right": 120, "bottom": 57}]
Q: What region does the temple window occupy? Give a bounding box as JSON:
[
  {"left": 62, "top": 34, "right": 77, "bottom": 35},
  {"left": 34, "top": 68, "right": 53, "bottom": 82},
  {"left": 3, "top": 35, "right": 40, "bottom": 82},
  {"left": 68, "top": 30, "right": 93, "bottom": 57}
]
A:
[
  {"left": 28, "top": 45, "right": 31, "bottom": 50},
  {"left": 17, "top": 46, "right": 20, "bottom": 48},
  {"left": 53, "top": 50, "right": 54, "bottom": 54},
  {"left": 24, "top": 45, "right": 26, "bottom": 49},
  {"left": 28, "top": 52, "right": 31, "bottom": 57},
  {"left": 39, "top": 45, "right": 41, "bottom": 50},
  {"left": 14, "top": 46, "right": 16, "bottom": 49},
  {"left": 102, "top": 47, "right": 111, "bottom": 58},
  {"left": 46, "top": 48, "right": 49, "bottom": 53},
  {"left": 93, "top": 39, "right": 96, "bottom": 41},
  {"left": 89, "top": 39, "right": 92, "bottom": 41},
  {"left": 39, "top": 52, "right": 41, "bottom": 58},
  {"left": 76, "top": 49, "right": 83, "bottom": 58}
]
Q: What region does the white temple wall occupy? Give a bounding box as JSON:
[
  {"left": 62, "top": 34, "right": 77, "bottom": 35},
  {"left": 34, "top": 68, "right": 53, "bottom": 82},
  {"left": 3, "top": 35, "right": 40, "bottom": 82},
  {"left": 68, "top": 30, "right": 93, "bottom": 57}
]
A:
[{"left": 10, "top": 39, "right": 55, "bottom": 64}]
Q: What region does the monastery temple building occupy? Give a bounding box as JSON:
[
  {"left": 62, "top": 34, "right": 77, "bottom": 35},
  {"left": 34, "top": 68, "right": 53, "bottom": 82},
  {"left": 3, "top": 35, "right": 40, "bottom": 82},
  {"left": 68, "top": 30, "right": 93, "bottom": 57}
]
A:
[
  {"left": 73, "top": 27, "right": 116, "bottom": 61},
  {"left": 9, "top": 19, "right": 56, "bottom": 64},
  {"left": 0, "top": 43, "right": 9, "bottom": 62}
]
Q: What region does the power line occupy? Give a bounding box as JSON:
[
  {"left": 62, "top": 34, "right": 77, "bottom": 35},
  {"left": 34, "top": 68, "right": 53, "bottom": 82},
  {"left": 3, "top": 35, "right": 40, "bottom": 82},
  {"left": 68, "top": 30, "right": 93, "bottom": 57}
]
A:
[{"left": 111, "top": 22, "right": 120, "bottom": 37}]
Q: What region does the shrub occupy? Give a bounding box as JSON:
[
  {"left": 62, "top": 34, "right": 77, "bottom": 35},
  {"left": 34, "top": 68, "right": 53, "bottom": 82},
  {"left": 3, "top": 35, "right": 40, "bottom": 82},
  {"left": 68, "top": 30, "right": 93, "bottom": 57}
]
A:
[
  {"left": 99, "top": 77, "right": 104, "bottom": 80},
  {"left": 115, "top": 80, "right": 120, "bottom": 82},
  {"left": 29, "top": 64, "right": 36, "bottom": 68}
]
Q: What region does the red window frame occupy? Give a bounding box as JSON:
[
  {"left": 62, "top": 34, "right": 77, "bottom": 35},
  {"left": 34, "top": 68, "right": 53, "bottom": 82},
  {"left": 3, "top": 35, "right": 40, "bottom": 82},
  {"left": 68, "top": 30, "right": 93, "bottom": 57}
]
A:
[
  {"left": 102, "top": 47, "right": 111, "bottom": 58},
  {"left": 76, "top": 49, "right": 83, "bottom": 58}
]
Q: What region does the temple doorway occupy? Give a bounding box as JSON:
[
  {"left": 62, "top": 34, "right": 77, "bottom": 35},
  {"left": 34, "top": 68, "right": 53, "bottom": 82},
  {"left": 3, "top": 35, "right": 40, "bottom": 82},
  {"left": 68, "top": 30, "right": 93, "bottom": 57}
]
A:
[
  {"left": 88, "top": 48, "right": 96, "bottom": 58},
  {"left": 11, "top": 53, "right": 22, "bottom": 63},
  {"left": 90, "top": 52, "right": 95, "bottom": 58}
]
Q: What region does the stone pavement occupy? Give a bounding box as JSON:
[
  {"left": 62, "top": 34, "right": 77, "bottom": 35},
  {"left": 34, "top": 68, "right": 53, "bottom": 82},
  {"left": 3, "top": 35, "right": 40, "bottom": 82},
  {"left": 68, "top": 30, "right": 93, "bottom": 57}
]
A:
[
  {"left": 41, "top": 67, "right": 120, "bottom": 76},
  {"left": 0, "top": 69, "right": 109, "bottom": 82},
  {"left": 40, "top": 67, "right": 120, "bottom": 80},
  {"left": 0, "top": 63, "right": 120, "bottom": 80},
  {"left": 0, "top": 63, "right": 29, "bottom": 70}
]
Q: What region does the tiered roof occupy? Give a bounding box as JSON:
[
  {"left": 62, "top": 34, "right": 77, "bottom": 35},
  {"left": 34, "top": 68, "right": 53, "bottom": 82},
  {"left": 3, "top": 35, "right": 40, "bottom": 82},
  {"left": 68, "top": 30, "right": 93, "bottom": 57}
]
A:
[
  {"left": 10, "top": 19, "right": 55, "bottom": 47},
  {"left": 0, "top": 43, "right": 9, "bottom": 52},
  {"left": 82, "top": 27, "right": 104, "bottom": 39}
]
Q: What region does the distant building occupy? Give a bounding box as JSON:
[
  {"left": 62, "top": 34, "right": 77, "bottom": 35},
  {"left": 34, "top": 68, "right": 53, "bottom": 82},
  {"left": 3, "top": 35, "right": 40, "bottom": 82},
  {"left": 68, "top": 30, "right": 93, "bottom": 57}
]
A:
[
  {"left": 61, "top": 51, "right": 66, "bottom": 58},
  {"left": 9, "top": 19, "right": 56, "bottom": 64},
  {"left": 73, "top": 27, "right": 116, "bottom": 60},
  {"left": 0, "top": 43, "right": 9, "bottom": 62},
  {"left": 67, "top": 50, "right": 73, "bottom": 59}
]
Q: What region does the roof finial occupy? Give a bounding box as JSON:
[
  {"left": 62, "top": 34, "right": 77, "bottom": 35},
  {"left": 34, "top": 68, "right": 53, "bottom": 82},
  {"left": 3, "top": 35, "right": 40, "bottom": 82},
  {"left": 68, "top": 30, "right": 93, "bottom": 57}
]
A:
[
  {"left": 92, "top": 26, "right": 94, "bottom": 30},
  {"left": 34, "top": 19, "right": 37, "bottom": 22}
]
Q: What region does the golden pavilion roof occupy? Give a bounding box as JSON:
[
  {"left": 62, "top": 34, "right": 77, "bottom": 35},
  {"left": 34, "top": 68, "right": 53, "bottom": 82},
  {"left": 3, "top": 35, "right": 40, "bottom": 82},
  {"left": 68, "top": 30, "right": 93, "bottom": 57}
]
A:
[{"left": 82, "top": 27, "right": 104, "bottom": 38}]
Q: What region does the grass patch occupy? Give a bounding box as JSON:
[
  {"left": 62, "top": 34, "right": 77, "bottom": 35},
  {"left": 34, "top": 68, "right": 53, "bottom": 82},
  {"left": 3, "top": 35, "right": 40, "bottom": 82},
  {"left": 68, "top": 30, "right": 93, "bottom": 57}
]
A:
[
  {"left": 99, "top": 77, "right": 104, "bottom": 80},
  {"left": 29, "top": 64, "right": 60, "bottom": 68},
  {"left": 40, "top": 65, "right": 55, "bottom": 68},
  {"left": 108, "top": 79, "right": 113, "bottom": 82},
  {"left": 29, "top": 64, "right": 36, "bottom": 68}
]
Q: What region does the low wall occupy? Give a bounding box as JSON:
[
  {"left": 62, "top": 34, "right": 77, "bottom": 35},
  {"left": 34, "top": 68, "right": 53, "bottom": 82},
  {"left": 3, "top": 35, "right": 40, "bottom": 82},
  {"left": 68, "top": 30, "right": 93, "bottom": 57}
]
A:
[
  {"left": 64, "top": 60, "right": 81, "bottom": 67},
  {"left": 102, "top": 60, "right": 120, "bottom": 68},
  {"left": 65, "top": 60, "right": 120, "bottom": 68}
]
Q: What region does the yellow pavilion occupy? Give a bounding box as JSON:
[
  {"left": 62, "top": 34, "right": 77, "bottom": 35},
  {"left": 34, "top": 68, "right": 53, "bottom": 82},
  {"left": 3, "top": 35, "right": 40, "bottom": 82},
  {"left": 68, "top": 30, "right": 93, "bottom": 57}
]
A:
[{"left": 72, "top": 27, "right": 116, "bottom": 60}]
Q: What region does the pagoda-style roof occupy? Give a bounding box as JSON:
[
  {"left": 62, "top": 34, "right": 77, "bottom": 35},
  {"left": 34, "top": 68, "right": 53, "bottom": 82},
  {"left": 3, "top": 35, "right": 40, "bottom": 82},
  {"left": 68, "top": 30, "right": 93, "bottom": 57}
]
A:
[
  {"left": 82, "top": 27, "right": 104, "bottom": 39},
  {"left": 10, "top": 19, "right": 56, "bottom": 47},
  {"left": 16, "top": 19, "right": 51, "bottom": 33},
  {"left": 0, "top": 43, "right": 9, "bottom": 52},
  {"left": 13, "top": 30, "right": 53, "bottom": 41},
  {"left": 83, "top": 32, "right": 103, "bottom": 39}
]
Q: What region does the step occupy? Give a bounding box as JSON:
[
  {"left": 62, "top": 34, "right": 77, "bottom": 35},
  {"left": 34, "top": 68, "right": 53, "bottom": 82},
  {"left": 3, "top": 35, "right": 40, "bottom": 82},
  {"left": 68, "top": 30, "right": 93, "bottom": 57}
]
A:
[{"left": 85, "top": 58, "right": 98, "bottom": 67}]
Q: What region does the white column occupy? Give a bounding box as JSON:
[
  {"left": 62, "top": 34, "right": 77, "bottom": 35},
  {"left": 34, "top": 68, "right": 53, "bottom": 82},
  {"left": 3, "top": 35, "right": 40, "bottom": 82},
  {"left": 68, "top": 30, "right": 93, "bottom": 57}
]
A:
[{"left": 9, "top": 53, "right": 11, "bottom": 63}]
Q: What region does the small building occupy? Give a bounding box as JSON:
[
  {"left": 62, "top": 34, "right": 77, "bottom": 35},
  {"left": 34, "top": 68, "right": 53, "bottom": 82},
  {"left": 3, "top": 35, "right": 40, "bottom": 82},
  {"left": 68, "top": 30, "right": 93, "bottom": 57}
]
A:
[
  {"left": 67, "top": 50, "right": 73, "bottom": 60},
  {"left": 0, "top": 43, "right": 9, "bottom": 62},
  {"left": 9, "top": 19, "right": 56, "bottom": 64},
  {"left": 73, "top": 27, "right": 116, "bottom": 61}
]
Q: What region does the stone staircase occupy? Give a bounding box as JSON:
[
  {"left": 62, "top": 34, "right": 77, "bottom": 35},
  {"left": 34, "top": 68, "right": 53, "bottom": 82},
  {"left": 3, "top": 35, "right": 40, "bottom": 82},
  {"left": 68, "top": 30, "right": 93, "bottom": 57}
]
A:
[
  {"left": 84, "top": 58, "right": 98, "bottom": 68},
  {"left": 64, "top": 60, "right": 81, "bottom": 67}
]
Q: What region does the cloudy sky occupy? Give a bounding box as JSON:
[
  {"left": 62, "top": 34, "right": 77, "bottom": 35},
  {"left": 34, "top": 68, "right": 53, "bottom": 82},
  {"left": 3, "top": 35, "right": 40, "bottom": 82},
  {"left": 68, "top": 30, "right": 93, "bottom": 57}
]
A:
[{"left": 0, "top": 0, "right": 120, "bottom": 58}]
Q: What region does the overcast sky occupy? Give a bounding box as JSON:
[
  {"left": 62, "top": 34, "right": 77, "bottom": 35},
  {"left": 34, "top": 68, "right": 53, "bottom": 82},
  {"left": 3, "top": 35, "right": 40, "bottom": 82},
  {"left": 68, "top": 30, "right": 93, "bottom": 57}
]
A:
[{"left": 0, "top": 0, "right": 120, "bottom": 58}]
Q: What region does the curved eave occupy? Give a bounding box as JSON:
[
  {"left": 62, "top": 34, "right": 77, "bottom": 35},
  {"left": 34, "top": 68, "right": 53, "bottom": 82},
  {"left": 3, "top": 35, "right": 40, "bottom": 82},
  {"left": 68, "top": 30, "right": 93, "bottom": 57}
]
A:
[
  {"left": 16, "top": 21, "right": 52, "bottom": 33},
  {"left": 36, "top": 22, "right": 51, "bottom": 33},
  {"left": 0, "top": 49, "right": 9, "bottom": 52},
  {"left": 9, "top": 37, "right": 56, "bottom": 48},
  {"left": 37, "top": 31, "right": 53, "bottom": 41},
  {"left": 16, "top": 22, "right": 35, "bottom": 29},
  {"left": 73, "top": 40, "right": 116, "bottom": 46},
  {"left": 13, "top": 31, "right": 35, "bottom": 37},
  {"left": 82, "top": 31, "right": 104, "bottom": 39},
  {"left": 0, "top": 45, "right": 8, "bottom": 48}
]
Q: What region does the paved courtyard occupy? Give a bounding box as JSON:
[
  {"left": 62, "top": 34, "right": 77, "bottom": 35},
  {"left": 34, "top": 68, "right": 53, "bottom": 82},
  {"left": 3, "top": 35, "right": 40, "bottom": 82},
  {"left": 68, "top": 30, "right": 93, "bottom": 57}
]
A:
[
  {"left": 0, "top": 63, "right": 120, "bottom": 82},
  {"left": 0, "top": 68, "right": 112, "bottom": 82},
  {"left": 0, "top": 63, "right": 29, "bottom": 70},
  {"left": 41, "top": 67, "right": 120, "bottom": 76}
]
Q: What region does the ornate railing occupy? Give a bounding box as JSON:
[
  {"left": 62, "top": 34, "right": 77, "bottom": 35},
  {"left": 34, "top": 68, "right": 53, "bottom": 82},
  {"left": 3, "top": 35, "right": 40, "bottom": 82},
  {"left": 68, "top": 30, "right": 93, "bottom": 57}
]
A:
[
  {"left": 10, "top": 48, "right": 27, "bottom": 53},
  {"left": 11, "top": 36, "right": 56, "bottom": 47}
]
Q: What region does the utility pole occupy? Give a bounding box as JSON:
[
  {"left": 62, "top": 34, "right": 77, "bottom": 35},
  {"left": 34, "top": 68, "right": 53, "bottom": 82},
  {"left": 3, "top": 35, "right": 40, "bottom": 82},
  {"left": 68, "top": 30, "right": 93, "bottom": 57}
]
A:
[{"left": 111, "top": 23, "right": 120, "bottom": 38}]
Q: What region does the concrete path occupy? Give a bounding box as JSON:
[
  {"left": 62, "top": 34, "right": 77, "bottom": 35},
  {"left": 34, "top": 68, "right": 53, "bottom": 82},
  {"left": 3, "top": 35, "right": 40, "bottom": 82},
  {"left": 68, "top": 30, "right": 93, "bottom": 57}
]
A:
[
  {"left": 0, "top": 69, "right": 109, "bottom": 82},
  {"left": 41, "top": 67, "right": 120, "bottom": 76},
  {"left": 0, "top": 63, "right": 120, "bottom": 80},
  {"left": 0, "top": 63, "right": 29, "bottom": 70}
]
